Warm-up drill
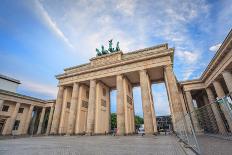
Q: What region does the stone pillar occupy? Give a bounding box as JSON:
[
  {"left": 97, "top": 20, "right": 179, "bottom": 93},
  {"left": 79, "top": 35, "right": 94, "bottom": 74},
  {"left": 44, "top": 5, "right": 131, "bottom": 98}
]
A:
[
  {"left": 139, "top": 70, "right": 154, "bottom": 134},
  {"left": 116, "top": 74, "right": 125, "bottom": 135},
  {"left": 185, "top": 91, "right": 202, "bottom": 133},
  {"left": 59, "top": 88, "right": 71, "bottom": 134},
  {"left": 8, "top": 103, "right": 21, "bottom": 134},
  {"left": 213, "top": 81, "right": 232, "bottom": 131},
  {"left": 222, "top": 70, "right": 232, "bottom": 93},
  {"left": 147, "top": 74, "right": 157, "bottom": 133},
  {"left": 50, "top": 86, "right": 64, "bottom": 134},
  {"left": 67, "top": 83, "right": 79, "bottom": 135},
  {"left": 46, "top": 106, "right": 54, "bottom": 135},
  {"left": 37, "top": 107, "right": 46, "bottom": 135},
  {"left": 164, "top": 65, "right": 184, "bottom": 131},
  {"left": 202, "top": 94, "right": 218, "bottom": 132},
  {"left": 29, "top": 109, "right": 38, "bottom": 135},
  {"left": 206, "top": 87, "right": 227, "bottom": 134},
  {"left": 86, "top": 80, "right": 97, "bottom": 135},
  {"left": 24, "top": 105, "right": 34, "bottom": 134},
  {"left": 94, "top": 81, "right": 110, "bottom": 134},
  {"left": 0, "top": 99, "right": 3, "bottom": 111}
]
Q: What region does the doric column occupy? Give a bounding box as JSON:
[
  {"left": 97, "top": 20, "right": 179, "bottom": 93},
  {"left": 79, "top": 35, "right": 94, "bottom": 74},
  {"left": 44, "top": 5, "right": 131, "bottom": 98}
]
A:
[
  {"left": 50, "top": 86, "right": 64, "bottom": 134},
  {"left": 37, "top": 107, "right": 46, "bottom": 134},
  {"left": 116, "top": 74, "right": 125, "bottom": 135},
  {"left": 0, "top": 99, "right": 4, "bottom": 111},
  {"left": 206, "top": 87, "right": 227, "bottom": 134},
  {"left": 24, "top": 105, "right": 34, "bottom": 134},
  {"left": 59, "top": 88, "right": 69, "bottom": 134},
  {"left": 67, "top": 83, "right": 79, "bottom": 135},
  {"left": 222, "top": 70, "right": 232, "bottom": 93},
  {"left": 139, "top": 70, "right": 154, "bottom": 134},
  {"left": 213, "top": 81, "right": 232, "bottom": 131},
  {"left": 185, "top": 91, "right": 202, "bottom": 133},
  {"left": 164, "top": 65, "right": 184, "bottom": 131},
  {"left": 46, "top": 106, "right": 54, "bottom": 135},
  {"left": 202, "top": 94, "right": 218, "bottom": 132},
  {"left": 9, "top": 102, "right": 21, "bottom": 133},
  {"left": 86, "top": 79, "right": 97, "bottom": 134},
  {"left": 29, "top": 109, "right": 38, "bottom": 135}
]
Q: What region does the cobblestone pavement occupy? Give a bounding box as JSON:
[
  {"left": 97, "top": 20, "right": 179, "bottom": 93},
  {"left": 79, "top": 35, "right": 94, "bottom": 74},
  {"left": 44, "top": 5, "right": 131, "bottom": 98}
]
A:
[
  {"left": 197, "top": 135, "right": 232, "bottom": 155},
  {"left": 0, "top": 135, "right": 186, "bottom": 155}
]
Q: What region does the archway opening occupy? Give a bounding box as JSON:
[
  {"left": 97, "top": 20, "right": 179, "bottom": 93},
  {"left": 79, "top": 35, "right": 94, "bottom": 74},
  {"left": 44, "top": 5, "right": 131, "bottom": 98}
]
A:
[{"left": 152, "top": 82, "right": 172, "bottom": 133}]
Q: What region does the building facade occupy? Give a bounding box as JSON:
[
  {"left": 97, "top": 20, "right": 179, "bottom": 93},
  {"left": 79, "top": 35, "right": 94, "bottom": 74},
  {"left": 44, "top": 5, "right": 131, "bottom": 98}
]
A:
[
  {"left": 51, "top": 43, "right": 186, "bottom": 135},
  {"left": 0, "top": 75, "right": 55, "bottom": 136},
  {"left": 180, "top": 29, "right": 232, "bottom": 134}
]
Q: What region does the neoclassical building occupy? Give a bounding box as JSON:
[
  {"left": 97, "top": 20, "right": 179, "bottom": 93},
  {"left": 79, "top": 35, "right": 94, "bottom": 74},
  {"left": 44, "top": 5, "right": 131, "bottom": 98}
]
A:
[
  {"left": 51, "top": 29, "right": 232, "bottom": 136},
  {"left": 1, "top": 29, "right": 232, "bottom": 137},
  {"left": 51, "top": 43, "right": 185, "bottom": 135},
  {"left": 0, "top": 75, "right": 54, "bottom": 136},
  {"left": 180, "top": 30, "right": 232, "bottom": 134}
]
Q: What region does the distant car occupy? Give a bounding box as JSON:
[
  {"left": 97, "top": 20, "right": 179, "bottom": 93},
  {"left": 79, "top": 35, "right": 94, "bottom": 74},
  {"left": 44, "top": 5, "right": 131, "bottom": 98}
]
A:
[{"left": 138, "top": 128, "right": 145, "bottom": 135}]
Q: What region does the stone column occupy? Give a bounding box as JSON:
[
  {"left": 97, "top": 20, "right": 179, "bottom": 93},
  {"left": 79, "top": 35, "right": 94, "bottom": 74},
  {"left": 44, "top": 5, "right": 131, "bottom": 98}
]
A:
[
  {"left": 86, "top": 80, "right": 97, "bottom": 135},
  {"left": 206, "top": 87, "right": 227, "bottom": 134},
  {"left": 117, "top": 74, "right": 125, "bottom": 135},
  {"left": 139, "top": 70, "right": 154, "bottom": 134},
  {"left": 46, "top": 106, "right": 54, "bottom": 135},
  {"left": 37, "top": 107, "right": 46, "bottom": 134},
  {"left": 67, "top": 83, "right": 79, "bottom": 135},
  {"left": 222, "top": 70, "right": 232, "bottom": 93},
  {"left": 9, "top": 103, "right": 21, "bottom": 133},
  {"left": 24, "top": 105, "right": 34, "bottom": 134},
  {"left": 202, "top": 94, "right": 218, "bottom": 132},
  {"left": 0, "top": 99, "right": 4, "bottom": 111},
  {"left": 213, "top": 81, "right": 232, "bottom": 131},
  {"left": 185, "top": 91, "right": 202, "bottom": 133},
  {"left": 164, "top": 65, "right": 184, "bottom": 131},
  {"left": 29, "top": 109, "right": 38, "bottom": 135},
  {"left": 50, "top": 86, "right": 64, "bottom": 134},
  {"left": 59, "top": 88, "right": 69, "bottom": 134}
]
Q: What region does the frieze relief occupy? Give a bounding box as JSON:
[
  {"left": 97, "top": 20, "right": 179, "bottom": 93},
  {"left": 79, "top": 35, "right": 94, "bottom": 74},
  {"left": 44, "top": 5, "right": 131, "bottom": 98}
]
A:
[
  {"left": 90, "top": 52, "right": 122, "bottom": 66},
  {"left": 59, "top": 55, "right": 172, "bottom": 85}
]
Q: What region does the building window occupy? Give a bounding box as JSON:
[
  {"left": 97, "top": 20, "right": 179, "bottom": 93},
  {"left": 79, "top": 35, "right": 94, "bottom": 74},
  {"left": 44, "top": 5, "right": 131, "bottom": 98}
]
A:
[
  {"left": 86, "top": 90, "right": 89, "bottom": 99},
  {"left": 13, "top": 120, "right": 20, "bottom": 130},
  {"left": 18, "top": 108, "right": 24, "bottom": 113},
  {"left": 128, "top": 84, "right": 131, "bottom": 93},
  {"left": 103, "top": 88, "right": 106, "bottom": 96},
  {"left": 66, "top": 102, "right": 71, "bottom": 109},
  {"left": 2, "top": 105, "right": 9, "bottom": 112}
]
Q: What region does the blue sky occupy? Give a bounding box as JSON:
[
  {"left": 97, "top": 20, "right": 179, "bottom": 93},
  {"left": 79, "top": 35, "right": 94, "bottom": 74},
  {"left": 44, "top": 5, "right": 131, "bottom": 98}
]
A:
[{"left": 0, "top": 0, "right": 231, "bottom": 117}]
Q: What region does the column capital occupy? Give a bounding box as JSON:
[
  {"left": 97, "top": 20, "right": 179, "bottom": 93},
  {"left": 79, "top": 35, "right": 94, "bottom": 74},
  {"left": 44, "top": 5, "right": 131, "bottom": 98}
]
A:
[
  {"left": 139, "top": 69, "right": 147, "bottom": 73},
  {"left": 164, "top": 64, "right": 173, "bottom": 69}
]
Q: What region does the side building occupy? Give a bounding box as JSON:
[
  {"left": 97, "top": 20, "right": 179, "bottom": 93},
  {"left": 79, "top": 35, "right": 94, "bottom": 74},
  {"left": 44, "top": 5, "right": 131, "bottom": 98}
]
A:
[
  {"left": 180, "top": 29, "right": 232, "bottom": 134},
  {"left": 0, "top": 74, "right": 55, "bottom": 136}
]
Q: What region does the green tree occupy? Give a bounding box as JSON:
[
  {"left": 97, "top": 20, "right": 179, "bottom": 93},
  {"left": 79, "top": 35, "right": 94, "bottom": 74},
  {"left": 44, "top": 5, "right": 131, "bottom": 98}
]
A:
[
  {"left": 111, "top": 113, "right": 117, "bottom": 129},
  {"left": 110, "top": 113, "right": 144, "bottom": 129}
]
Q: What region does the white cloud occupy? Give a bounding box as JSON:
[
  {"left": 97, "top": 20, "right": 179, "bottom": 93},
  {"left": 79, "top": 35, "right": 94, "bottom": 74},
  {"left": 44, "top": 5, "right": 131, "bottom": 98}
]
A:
[
  {"left": 34, "top": 0, "right": 74, "bottom": 49},
  {"left": 116, "top": 0, "right": 136, "bottom": 16},
  {"left": 21, "top": 80, "right": 57, "bottom": 98},
  {"left": 209, "top": 43, "right": 222, "bottom": 52},
  {"left": 153, "top": 92, "right": 170, "bottom": 116},
  {"left": 176, "top": 50, "right": 199, "bottom": 64}
]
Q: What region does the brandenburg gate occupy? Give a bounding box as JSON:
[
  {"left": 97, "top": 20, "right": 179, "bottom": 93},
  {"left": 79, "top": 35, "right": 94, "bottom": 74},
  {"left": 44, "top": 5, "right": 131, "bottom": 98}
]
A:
[{"left": 50, "top": 43, "right": 185, "bottom": 135}]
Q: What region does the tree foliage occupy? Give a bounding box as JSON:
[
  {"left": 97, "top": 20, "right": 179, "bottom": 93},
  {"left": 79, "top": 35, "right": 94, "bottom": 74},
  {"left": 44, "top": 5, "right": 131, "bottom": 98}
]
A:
[{"left": 110, "top": 113, "right": 144, "bottom": 129}]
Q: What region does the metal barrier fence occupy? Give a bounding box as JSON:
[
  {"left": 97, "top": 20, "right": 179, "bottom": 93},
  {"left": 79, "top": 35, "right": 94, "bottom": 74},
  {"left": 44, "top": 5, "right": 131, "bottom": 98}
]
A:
[
  {"left": 175, "top": 113, "right": 201, "bottom": 154},
  {"left": 175, "top": 93, "right": 232, "bottom": 155},
  {"left": 195, "top": 94, "right": 232, "bottom": 136}
]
